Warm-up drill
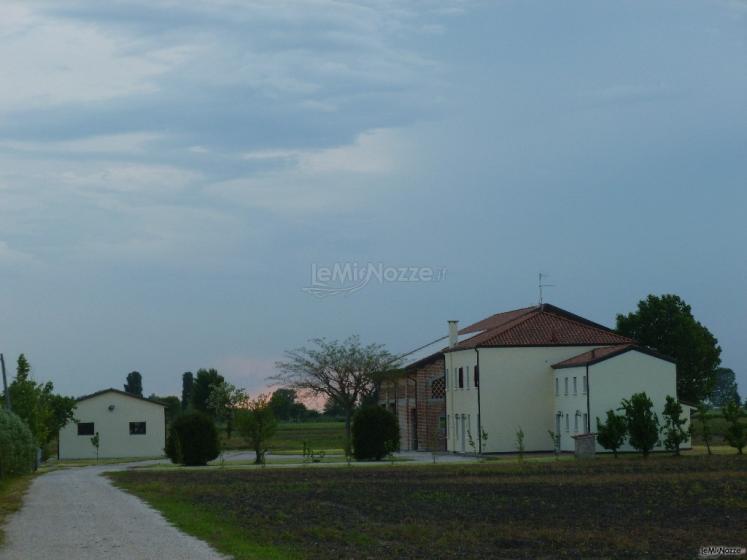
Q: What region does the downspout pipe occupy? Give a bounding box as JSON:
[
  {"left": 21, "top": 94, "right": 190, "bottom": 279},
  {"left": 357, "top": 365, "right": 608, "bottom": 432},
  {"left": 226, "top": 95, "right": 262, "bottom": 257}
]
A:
[
  {"left": 475, "top": 347, "right": 482, "bottom": 454},
  {"left": 585, "top": 364, "right": 591, "bottom": 432}
]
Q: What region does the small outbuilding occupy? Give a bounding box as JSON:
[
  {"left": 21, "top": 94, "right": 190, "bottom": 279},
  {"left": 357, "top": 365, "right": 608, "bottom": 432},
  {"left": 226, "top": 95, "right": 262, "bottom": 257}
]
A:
[{"left": 58, "top": 388, "right": 166, "bottom": 460}]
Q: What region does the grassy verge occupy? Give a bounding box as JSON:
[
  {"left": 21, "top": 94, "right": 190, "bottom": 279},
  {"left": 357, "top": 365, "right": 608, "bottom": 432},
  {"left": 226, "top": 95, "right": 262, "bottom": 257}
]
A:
[
  {"left": 110, "top": 454, "right": 747, "bottom": 559},
  {"left": 108, "top": 477, "right": 297, "bottom": 560},
  {"left": 0, "top": 475, "right": 33, "bottom": 546}
]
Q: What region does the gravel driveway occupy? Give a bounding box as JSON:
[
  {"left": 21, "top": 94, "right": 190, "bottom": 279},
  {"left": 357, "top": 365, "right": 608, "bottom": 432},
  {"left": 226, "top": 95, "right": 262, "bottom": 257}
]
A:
[{"left": 0, "top": 464, "right": 226, "bottom": 560}]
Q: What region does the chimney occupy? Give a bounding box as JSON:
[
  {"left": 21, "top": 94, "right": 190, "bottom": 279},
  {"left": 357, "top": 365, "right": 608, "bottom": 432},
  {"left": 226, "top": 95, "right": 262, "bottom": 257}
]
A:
[{"left": 448, "top": 320, "right": 459, "bottom": 348}]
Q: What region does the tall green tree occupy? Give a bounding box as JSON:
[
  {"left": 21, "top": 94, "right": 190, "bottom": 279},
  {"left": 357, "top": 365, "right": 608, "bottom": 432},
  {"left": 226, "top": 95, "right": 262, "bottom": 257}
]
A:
[
  {"left": 274, "top": 336, "right": 398, "bottom": 454},
  {"left": 620, "top": 392, "right": 660, "bottom": 458},
  {"left": 6, "top": 355, "right": 75, "bottom": 452},
  {"left": 661, "top": 396, "right": 688, "bottom": 455},
  {"left": 181, "top": 372, "right": 194, "bottom": 410},
  {"left": 616, "top": 294, "right": 721, "bottom": 403},
  {"left": 722, "top": 400, "right": 746, "bottom": 455},
  {"left": 709, "top": 367, "right": 740, "bottom": 408},
  {"left": 269, "top": 388, "right": 307, "bottom": 421},
  {"left": 206, "top": 381, "right": 246, "bottom": 438},
  {"left": 124, "top": 371, "right": 143, "bottom": 397},
  {"left": 191, "top": 368, "right": 225, "bottom": 414}
]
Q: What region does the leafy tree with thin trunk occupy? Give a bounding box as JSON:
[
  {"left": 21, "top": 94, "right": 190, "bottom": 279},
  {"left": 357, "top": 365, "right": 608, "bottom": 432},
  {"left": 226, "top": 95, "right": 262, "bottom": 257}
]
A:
[
  {"left": 206, "top": 382, "right": 246, "bottom": 438},
  {"left": 596, "top": 410, "right": 627, "bottom": 457},
  {"left": 273, "top": 336, "right": 398, "bottom": 455},
  {"left": 722, "top": 400, "right": 746, "bottom": 455},
  {"left": 616, "top": 294, "right": 721, "bottom": 404},
  {"left": 515, "top": 427, "right": 525, "bottom": 461},
  {"left": 124, "top": 371, "right": 143, "bottom": 397},
  {"left": 191, "top": 369, "right": 225, "bottom": 415},
  {"left": 620, "top": 392, "right": 660, "bottom": 458},
  {"left": 695, "top": 402, "right": 713, "bottom": 455},
  {"left": 90, "top": 432, "right": 100, "bottom": 464},
  {"left": 181, "top": 372, "right": 194, "bottom": 410},
  {"left": 235, "top": 394, "right": 277, "bottom": 464},
  {"left": 661, "top": 396, "right": 688, "bottom": 455}
]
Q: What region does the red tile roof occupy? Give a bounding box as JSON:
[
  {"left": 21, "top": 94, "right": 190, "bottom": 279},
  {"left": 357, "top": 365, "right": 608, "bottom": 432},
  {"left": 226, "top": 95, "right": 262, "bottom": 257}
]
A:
[
  {"left": 450, "top": 304, "right": 634, "bottom": 350},
  {"left": 552, "top": 344, "right": 675, "bottom": 369}
]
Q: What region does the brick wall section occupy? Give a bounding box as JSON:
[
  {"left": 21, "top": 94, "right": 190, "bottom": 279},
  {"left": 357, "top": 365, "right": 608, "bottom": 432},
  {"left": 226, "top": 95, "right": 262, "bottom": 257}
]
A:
[
  {"left": 379, "top": 356, "right": 446, "bottom": 452},
  {"left": 415, "top": 358, "right": 446, "bottom": 452}
]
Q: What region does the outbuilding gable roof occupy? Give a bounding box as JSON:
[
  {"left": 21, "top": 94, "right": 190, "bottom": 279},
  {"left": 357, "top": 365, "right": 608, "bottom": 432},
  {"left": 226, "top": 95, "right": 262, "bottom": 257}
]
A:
[
  {"left": 76, "top": 388, "right": 166, "bottom": 406},
  {"left": 449, "top": 304, "right": 633, "bottom": 350},
  {"left": 551, "top": 344, "right": 676, "bottom": 369}
]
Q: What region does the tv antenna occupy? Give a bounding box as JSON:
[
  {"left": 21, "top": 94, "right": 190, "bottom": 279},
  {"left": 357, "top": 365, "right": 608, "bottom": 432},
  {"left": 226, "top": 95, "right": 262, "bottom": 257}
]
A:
[{"left": 538, "top": 272, "right": 555, "bottom": 305}]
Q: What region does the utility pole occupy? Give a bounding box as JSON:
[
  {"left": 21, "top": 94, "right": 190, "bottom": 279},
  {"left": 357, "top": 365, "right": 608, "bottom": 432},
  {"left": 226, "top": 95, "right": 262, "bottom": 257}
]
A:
[{"left": 1, "top": 353, "right": 11, "bottom": 411}]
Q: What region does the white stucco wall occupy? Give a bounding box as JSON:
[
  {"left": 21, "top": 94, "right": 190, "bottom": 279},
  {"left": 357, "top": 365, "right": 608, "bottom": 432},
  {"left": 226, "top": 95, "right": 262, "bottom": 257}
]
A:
[
  {"left": 552, "top": 365, "right": 590, "bottom": 451},
  {"left": 575, "top": 350, "right": 689, "bottom": 453},
  {"left": 59, "top": 391, "right": 166, "bottom": 459},
  {"left": 446, "top": 345, "right": 605, "bottom": 453}
]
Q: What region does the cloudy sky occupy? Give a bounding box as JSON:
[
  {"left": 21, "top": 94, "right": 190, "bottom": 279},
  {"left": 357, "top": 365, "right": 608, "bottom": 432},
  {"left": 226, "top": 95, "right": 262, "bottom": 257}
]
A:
[{"left": 1, "top": 0, "right": 745, "bottom": 398}]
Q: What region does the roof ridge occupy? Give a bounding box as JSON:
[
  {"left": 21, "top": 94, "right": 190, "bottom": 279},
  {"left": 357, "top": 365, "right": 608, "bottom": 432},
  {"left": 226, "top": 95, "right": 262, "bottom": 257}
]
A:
[{"left": 539, "top": 304, "right": 630, "bottom": 338}]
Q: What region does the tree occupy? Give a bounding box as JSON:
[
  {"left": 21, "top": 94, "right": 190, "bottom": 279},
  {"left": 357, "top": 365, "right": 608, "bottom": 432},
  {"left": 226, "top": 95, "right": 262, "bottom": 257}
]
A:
[
  {"left": 235, "top": 394, "right": 277, "bottom": 464},
  {"left": 7, "top": 355, "right": 75, "bottom": 453},
  {"left": 351, "top": 406, "right": 399, "bottom": 461},
  {"left": 181, "top": 372, "right": 194, "bottom": 410},
  {"left": 722, "top": 400, "right": 746, "bottom": 455},
  {"left": 596, "top": 410, "right": 627, "bottom": 457},
  {"left": 206, "top": 382, "right": 246, "bottom": 438},
  {"left": 124, "top": 371, "right": 143, "bottom": 397},
  {"left": 709, "top": 368, "right": 740, "bottom": 408},
  {"left": 661, "top": 396, "right": 688, "bottom": 455},
  {"left": 149, "top": 395, "right": 181, "bottom": 425},
  {"left": 0, "top": 409, "right": 35, "bottom": 478},
  {"left": 165, "top": 412, "right": 220, "bottom": 466},
  {"left": 269, "top": 388, "right": 298, "bottom": 421},
  {"left": 90, "top": 432, "right": 100, "bottom": 464},
  {"left": 616, "top": 294, "right": 721, "bottom": 403},
  {"left": 191, "top": 368, "right": 225, "bottom": 414},
  {"left": 620, "top": 392, "right": 660, "bottom": 458},
  {"left": 695, "top": 402, "right": 713, "bottom": 455},
  {"left": 274, "top": 336, "right": 398, "bottom": 454},
  {"left": 322, "top": 397, "right": 345, "bottom": 419}
]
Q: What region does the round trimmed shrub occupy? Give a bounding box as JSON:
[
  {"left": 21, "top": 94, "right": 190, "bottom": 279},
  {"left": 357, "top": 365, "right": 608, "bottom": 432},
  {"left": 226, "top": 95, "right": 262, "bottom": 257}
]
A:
[
  {"left": 352, "top": 406, "right": 400, "bottom": 461},
  {"left": 0, "top": 409, "right": 35, "bottom": 479},
  {"left": 165, "top": 412, "right": 220, "bottom": 466}
]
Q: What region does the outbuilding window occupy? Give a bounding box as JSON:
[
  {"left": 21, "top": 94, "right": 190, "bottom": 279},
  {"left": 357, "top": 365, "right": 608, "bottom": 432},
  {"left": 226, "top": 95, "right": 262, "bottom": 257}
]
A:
[
  {"left": 458, "top": 367, "right": 464, "bottom": 389},
  {"left": 555, "top": 377, "right": 559, "bottom": 396},
  {"left": 583, "top": 413, "right": 588, "bottom": 432},
  {"left": 565, "top": 413, "right": 570, "bottom": 432},
  {"left": 474, "top": 366, "right": 480, "bottom": 388},
  {"left": 574, "top": 412, "right": 579, "bottom": 433},
  {"left": 129, "top": 422, "right": 147, "bottom": 435},
  {"left": 582, "top": 375, "right": 588, "bottom": 394},
  {"left": 573, "top": 377, "right": 577, "bottom": 395},
  {"left": 77, "top": 422, "right": 94, "bottom": 436},
  {"left": 564, "top": 377, "right": 568, "bottom": 396}
]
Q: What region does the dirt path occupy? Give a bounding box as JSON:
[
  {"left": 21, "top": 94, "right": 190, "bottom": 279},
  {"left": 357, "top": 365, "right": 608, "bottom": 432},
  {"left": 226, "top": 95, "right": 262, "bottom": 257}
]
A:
[{"left": 0, "top": 464, "right": 226, "bottom": 560}]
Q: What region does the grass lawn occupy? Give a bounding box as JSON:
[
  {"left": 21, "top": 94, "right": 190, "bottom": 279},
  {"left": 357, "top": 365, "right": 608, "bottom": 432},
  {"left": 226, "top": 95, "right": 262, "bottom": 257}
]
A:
[
  {"left": 0, "top": 476, "right": 33, "bottom": 545},
  {"left": 222, "top": 421, "right": 346, "bottom": 453},
  {"left": 110, "top": 454, "right": 747, "bottom": 559}
]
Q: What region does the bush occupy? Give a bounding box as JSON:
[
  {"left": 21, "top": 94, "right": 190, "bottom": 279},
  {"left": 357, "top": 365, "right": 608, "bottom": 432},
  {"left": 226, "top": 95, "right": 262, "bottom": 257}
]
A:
[
  {"left": 620, "top": 392, "right": 660, "bottom": 458},
  {"left": 352, "top": 406, "right": 399, "bottom": 461},
  {"left": 0, "top": 409, "right": 35, "bottom": 479},
  {"left": 165, "top": 412, "right": 220, "bottom": 466}
]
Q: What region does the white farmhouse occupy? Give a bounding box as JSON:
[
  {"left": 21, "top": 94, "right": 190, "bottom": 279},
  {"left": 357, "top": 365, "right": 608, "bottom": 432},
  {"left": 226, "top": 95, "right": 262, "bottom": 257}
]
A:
[
  {"left": 58, "top": 389, "right": 166, "bottom": 460},
  {"left": 445, "top": 304, "right": 692, "bottom": 454}
]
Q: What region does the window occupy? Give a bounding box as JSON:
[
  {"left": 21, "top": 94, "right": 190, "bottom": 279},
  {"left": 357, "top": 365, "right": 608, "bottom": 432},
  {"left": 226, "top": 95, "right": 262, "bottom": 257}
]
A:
[
  {"left": 77, "top": 422, "right": 94, "bottom": 436},
  {"left": 474, "top": 365, "right": 480, "bottom": 388},
  {"left": 573, "top": 377, "right": 577, "bottom": 395},
  {"left": 583, "top": 375, "right": 588, "bottom": 394},
  {"left": 565, "top": 413, "right": 569, "bottom": 432},
  {"left": 574, "top": 413, "right": 579, "bottom": 433},
  {"left": 431, "top": 377, "right": 446, "bottom": 399},
  {"left": 458, "top": 367, "right": 464, "bottom": 389},
  {"left": 583, "top": 413, "right": 588, "bottom": 432},
  {"left": 555, "top": 377, "right": 559, "bottom": 396},
  {"left": 439, "top": 415, "right": 447, "bottom": 436},
  {"left": 129, "top": 422, "right": 147, "bottom": 435},
  {"left": 564, "top": 377, "right": 568, "bottom": 396},
  {"left": 466, "top": 366, "right": 470, "bottom": 389}
]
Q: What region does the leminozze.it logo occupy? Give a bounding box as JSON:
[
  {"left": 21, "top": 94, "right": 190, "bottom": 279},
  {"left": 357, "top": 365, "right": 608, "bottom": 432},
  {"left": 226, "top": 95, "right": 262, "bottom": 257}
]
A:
[
  {"left": 302, "top": 262, "right": 447, "bottom": 298},
  {"left": 700, "top": 546, "right": 746, "bottom": 558}
]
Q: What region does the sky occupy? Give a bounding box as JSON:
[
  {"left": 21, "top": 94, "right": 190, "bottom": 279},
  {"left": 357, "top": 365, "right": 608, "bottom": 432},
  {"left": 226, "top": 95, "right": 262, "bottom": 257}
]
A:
[{"left": 0, "top": 0, "right": 745, "bottom": 398}]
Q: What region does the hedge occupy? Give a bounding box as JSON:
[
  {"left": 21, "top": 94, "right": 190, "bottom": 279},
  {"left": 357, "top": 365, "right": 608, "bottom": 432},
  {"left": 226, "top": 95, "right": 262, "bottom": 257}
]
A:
[{"left": 0, "top": 408, "right": 35, "bottom": 479}]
